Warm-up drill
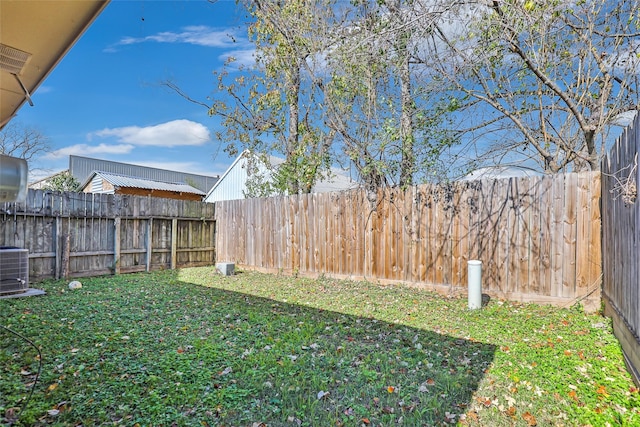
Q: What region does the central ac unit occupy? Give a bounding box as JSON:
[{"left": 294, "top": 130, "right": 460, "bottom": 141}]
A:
[{"left": 0, "top": 248, "right": 29, "bottom": 295}]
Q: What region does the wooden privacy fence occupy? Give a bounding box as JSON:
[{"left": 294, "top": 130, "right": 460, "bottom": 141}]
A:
[
  {"left": 602, "top": 113, "right": 640, "bottom": 385},
  {"left": 214, "top": 171, "right": 601, "bottom": 306},
  {"left": 0, "top": 190, "right": 216, "bottom": 281}
]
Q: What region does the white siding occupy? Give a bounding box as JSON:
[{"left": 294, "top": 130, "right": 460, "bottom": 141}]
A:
[
  {"left": 91, "top": 175, "right": 111, "bottom": 193},
  {"left": 205, "top": 151, "right": 359, "bottom": 203},
  {"left": 205, "top": 156, "right": 264, "bottom": 203}
]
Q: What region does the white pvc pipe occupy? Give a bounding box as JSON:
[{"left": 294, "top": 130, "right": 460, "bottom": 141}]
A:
[{"left": 468, "top": 260, "right": 483, "bottom": 309}]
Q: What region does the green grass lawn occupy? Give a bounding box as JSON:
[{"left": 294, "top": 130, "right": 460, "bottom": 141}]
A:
[{"left": 1, "top": 267, "right": 638, "bottom": 426}]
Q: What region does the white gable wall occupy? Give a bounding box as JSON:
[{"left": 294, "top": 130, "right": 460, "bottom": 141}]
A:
[
  {"left": 205, "top": 151, "right": 359, "bottom": 203},
  {"left": 205, "top": 155, "right": 270, "bottom": 203}
]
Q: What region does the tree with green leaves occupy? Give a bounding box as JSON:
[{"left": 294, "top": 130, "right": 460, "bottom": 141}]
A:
[
  {"left": 208, "top": 0, "right": 335, "bottom": 196},
  {"left": 311, "top": 0, "right": 462, "bottom": 190},
  {"left": 203, "top": 0, "right": 461, "bottom": 198},
  {"left": 198, "top": 0, "right": 639, "bottom": 191},
  {"left": 42, "top": 171, "right": 81, "bottom": 192}
]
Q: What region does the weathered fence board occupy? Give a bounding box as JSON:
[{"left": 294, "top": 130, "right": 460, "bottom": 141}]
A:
[
  {"left": 0, "top": 190, "right": 215, "bottom": 281},
  {"left": 214, "top": 172, "right": 601, "bottom": 306},
  {"left": 602, "top": 113, "right": 640, "bottom": 385}
]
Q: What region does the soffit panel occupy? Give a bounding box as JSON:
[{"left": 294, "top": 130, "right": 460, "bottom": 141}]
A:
[{"left": 0, "top": 0, "right": 109, "bottom": 127}]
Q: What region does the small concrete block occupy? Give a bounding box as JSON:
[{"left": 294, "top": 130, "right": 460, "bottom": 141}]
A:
[
  {"left": 68, "top": 280, "right": 83, "bottom": 290},
  {"left": 216, "top": 262, "right": 235, "bottom": 276}
]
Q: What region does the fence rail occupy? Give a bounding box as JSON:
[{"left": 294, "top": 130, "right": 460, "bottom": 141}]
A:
[
  {"left": 0, "top": 190, "right": 216, "bottom": 281},
  {"left": 214, "top": 172, "right": 601, "bottom": 306},
  {"left": 602, "top": 114, "right": 640, "bottom": 385}
]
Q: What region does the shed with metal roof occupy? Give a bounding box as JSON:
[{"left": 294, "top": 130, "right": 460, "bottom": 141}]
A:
[
  {"left": 81, "top": 171, "right": 205, "bottom": 201},
  {"left": 70, "top": 155, "right": 218, "bottom": 193}
]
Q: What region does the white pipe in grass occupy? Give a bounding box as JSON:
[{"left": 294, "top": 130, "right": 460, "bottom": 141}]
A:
[{"left": 468, "top": 260, "right": 483, "bottom": 309}]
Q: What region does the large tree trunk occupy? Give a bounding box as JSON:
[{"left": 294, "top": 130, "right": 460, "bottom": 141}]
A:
[
  {"left": 387, "top": 0, "right": 414, "bottom": 187},
  {"left": 286, "top": 61, "right": 301, "bottom": 194},
  {"left": 399, "top": 46, "right": 414, "bottom": 187}
]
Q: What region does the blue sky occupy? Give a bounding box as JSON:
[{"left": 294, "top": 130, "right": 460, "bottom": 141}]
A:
[{"left": 16, "top": 0, "right": 253, "bottom": 181}]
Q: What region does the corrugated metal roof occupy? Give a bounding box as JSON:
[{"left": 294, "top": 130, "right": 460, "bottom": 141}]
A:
[
  {"left": 87, "top": 171, "right": 206, "bottom": 195},
  {"left": 69, "top": 155, "right": 218, "bottom": 192}
]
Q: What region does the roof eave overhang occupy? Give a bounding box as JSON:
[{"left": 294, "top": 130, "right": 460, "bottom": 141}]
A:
[{"left": 0, "top": 0, "right": 110, "bottom": 129}]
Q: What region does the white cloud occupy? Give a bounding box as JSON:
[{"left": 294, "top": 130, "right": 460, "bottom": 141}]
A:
[
  {"left": 218, "top": 48, "right": 256, "bottom": 68},
  {"left": 35, "top": 85, "right": 53, "bottom": 94},
  {"left": 115, "top": 26, "right": 246, "bottom": 49},
  {"left": 90, "top": 119, "right": 211, "bottom": 147},
  {"left": 45, "top": 143, "right": 134, "bottom": 160},
  {"left": 106, "top": 25, "right": 255, "bottom": 69}
]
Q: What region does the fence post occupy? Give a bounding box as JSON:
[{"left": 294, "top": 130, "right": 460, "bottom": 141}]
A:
[
  {"left": 146, "top": 218, "right": 153, "bottom": 272},
  {"left": 61, "top": 234, "right": 70, "bottom": 279},
  {"left": 55, "top": 217, "right": 62, "bottom": 279},
  {"left": 114, "top": 217, "right": 121, "bottom": 274},
  {"left": 171, "top": 218, "right": 177, "bottom": 269}
]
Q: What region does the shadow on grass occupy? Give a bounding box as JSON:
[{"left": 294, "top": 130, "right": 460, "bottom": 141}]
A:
[{"left": 1, "top": 270, "right": 496, "bottom": 427}]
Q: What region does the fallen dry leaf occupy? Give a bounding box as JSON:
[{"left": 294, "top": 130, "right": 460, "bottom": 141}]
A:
[
  {"left": 476, "top": 396, "right": 492, "bottom": 407},
  {"left": 522, "top": 411, "right": 537, "bottom": 426},
  {"left": 466, "top": 411, "right": 478, "bottom": 421},
  {"left": 4, "top": 407, "right": 18, "bottom": 422},
  {"left": 596, "top": 385, "right": 609, "bottom": 397}
]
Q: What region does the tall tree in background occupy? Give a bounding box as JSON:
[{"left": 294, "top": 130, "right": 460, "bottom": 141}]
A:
[
  {"left": 207, "top": 0, "right": 460, "bottom": 196},
  {"left": 307, "top": 0, "right": 460, "bottom": 191},
  {"left": 0, "top": 121, "right": 50, "bottom": 165},
  {"left": 210, "top": 0, "right": 334, "bottom": 196},
  {"left": 386, "top": 0, "right": 415, "bottom": 187},
  {"left": 424, "top": 0, "right": 640, "bottom": 173},
  {"left": 206, "top": 0, "right": 638, "bottom": 191}
]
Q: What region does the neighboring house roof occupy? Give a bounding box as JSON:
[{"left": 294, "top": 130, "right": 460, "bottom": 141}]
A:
[
  {"left": 82, "top": 171, "right": 206, "bottom": 196},
  {"left": 0, "top": 1, "right": 110, "bottom": 128},
  {"left": 205, "top": 151, "right": 359, "bottom": 203},
  {"left": 461, "top": 166, "right": 543, "bottom": 181},
  {"left": 69, "top": 155, "right": 219, "bottom": 193}
]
